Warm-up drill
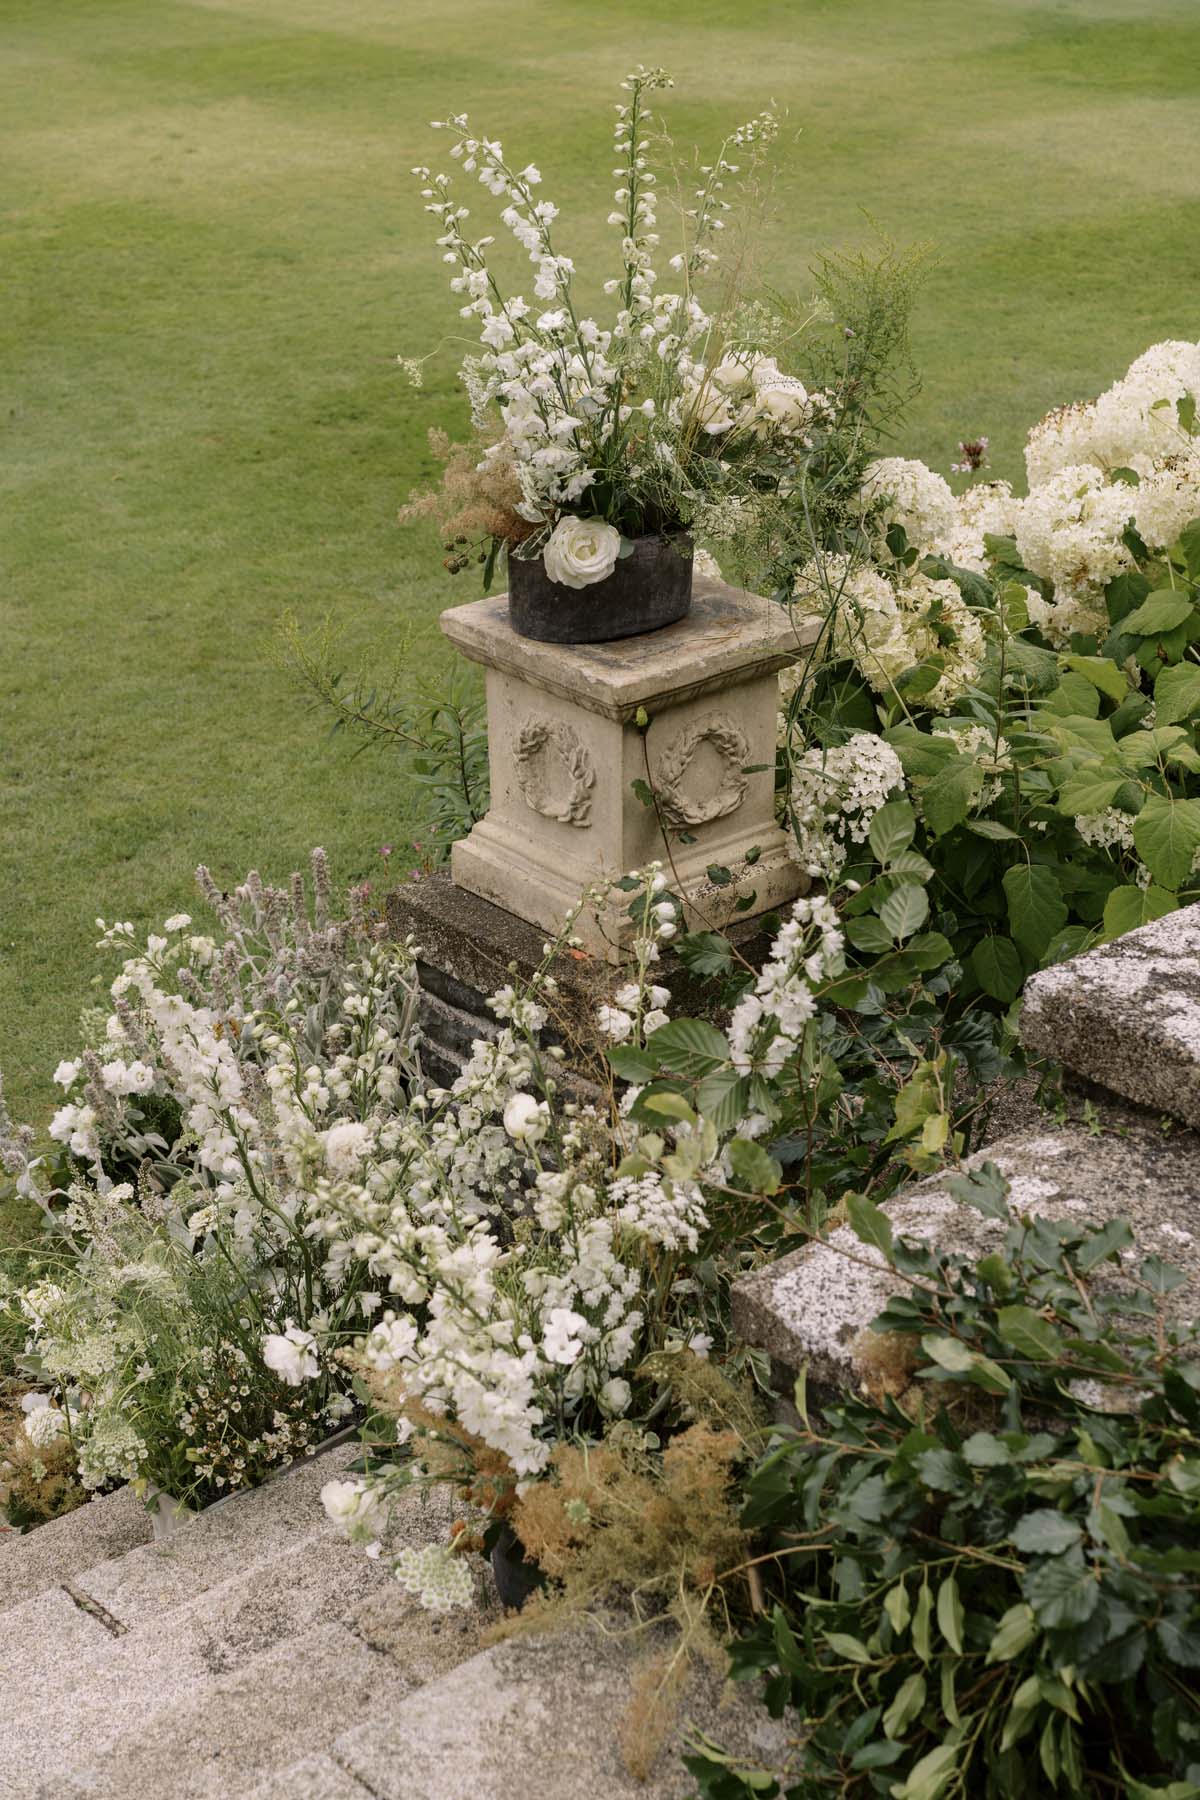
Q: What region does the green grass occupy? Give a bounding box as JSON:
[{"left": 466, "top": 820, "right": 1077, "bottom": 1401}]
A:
[{"left": 2, "top": 0, "right": 1199, "bottom": 1135}]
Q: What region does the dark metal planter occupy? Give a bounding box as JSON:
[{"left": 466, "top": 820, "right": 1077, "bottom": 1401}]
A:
[
  {"left": 507, "top": 531, "right": 694, "bottom": 645},
  {"left": 489, "top": 1521, "right": 545, "bottom": 1610}
]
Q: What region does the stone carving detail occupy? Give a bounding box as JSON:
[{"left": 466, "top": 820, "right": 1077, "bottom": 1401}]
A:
[
  {"left": 655, "top": 712, "right": 750, "bottom": 829},
  {"left": 513, "top": 717, "right": 596, "bottom": 827}
]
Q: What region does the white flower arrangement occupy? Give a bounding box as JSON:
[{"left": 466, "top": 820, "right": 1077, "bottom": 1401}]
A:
[{"left": 404, "top": 69, "right": 829, "bottom": 591}]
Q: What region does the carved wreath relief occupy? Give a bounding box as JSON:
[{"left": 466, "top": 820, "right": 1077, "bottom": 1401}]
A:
[
  {"left": 654, "top": 712, "right": 749, "bottom": 830},
  {"left": 512, "top": 717, "right": 596, "bottom": 827}
]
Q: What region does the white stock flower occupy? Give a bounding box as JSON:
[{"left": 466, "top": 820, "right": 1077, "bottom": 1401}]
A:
[
  {"left": 543, "top": 1306, "right": 588, "bottom": 1364},
  {"left": 542, "top": 516, "right": 622, "bottom": 589},
  {"left": 262, "top": 1324, "right": 320, "bottom": 1387}
]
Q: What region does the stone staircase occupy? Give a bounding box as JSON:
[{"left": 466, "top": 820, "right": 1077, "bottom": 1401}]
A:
[
  {"left": 733, "top": 903, "right": 1200, "bottom": 1404},
  {"left": 14, "top": 907, "right": 1188, "bottom": 1797},
  {"left": 0, "top": 1437, "right": 789, "bottom": 1798}
]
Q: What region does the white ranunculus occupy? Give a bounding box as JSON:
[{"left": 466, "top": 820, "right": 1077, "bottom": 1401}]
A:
[
  {"left": 752, "top": 366, "right": 810, "bottom": 436},
  {"left": 503, "top": 1093, "right": 548, "bottom": 1143},
  {"left": 542, "top": 516, "right": 622, "bottom": 589},
  {"left": 262, "top": 1324, "right": 320, "bottom": 1387}
]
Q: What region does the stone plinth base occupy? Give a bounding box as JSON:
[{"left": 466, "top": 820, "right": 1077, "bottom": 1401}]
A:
[
  {"left": 385, "top": 870, "right": 777, "bottom": 1091},
  {"left": 440, "top": 577, "right": 814, "bottom": 961}
]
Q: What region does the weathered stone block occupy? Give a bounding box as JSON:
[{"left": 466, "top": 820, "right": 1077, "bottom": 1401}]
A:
[
  {"left": 441, "top": 578, "right": 814, "bottom": 958},
  {"left": 1022, "top": 904, "right": 1200, "bottom": 1127},
  {"left": 732, "top": 1105, "right": 1200, "bottom": 1402},
  {"left": 335, "top": 1627, "right": 796, "bottom": 1800},
  {"left": 386, "top": 868, "right": 780, "bottom": 1087}
]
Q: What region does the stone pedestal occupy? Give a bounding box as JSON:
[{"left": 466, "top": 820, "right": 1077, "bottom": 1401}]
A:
[{"left": 440, "top": 576, "right": 813, "bottom": 960}]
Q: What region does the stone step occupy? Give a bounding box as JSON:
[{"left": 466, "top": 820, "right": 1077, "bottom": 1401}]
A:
[
  {"left": 0, "top": 1483, "right": 151, "bottom": 1616},
  {"left": 732, "top": 1102, "right": 1200, "bottom": 1401},
  {"left": 0, "top": 1586, "right": 116, "bottom": 1796},
  {"left": 1022, "top": 904, "right": 1200, "bottom": 1128},
  {"left": 71, "top": 1438, "right": 362, "bottom": 1628},
  {"left": 1, "top": 1462, "right": 495, "bottom": 1798},
  {"left": 241, "top": 1753, "right": 376, "bottom": 1800},
  {"left": 1, "top": 1526, "right": 388, "bottom": 1788},
  {"left": 41, "top": 1622, "right": 414, "bottom": 1800},
  {"left": 334, "top": 1627, "right": 795, "bottom": 1800}
]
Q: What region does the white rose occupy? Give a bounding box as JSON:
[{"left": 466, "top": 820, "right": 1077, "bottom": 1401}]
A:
[
  {"left": 542, "top": 516, "right": 622, "bottom": 589},
  {"left": 503, "top": 1093, "right": 548, "bottom": 1143},
  {"left": 262, "top": 1324, "right": 319, "bottom": 1387}
]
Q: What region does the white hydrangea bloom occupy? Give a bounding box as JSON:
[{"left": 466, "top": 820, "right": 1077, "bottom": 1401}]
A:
[
  {"left": 861, "top": 456, "right": 956, "bottom": 550},
  {"left": 1092, "top": 340, "right": 1200, "bottom": 469},
  {"left": 930, "top": 721, "right": 1011, "bottom": 809},
  {"left": 1074, "top": 809, "right": 1136, "bottom": 854},
  {"left": 931, "top": 480, "right": 1021, "bottom": 573},
  {"left": 1132, "top": 454, "right": 1200, "bottom": 550},
  {"left": 794, "top": 558, "right": 983, "bottom": 712},
  {"left": 1015, "top": 464, "right": 1136, "bottom": 597},
  {"left": 1024, "top": 400, "right": 1105, "bottom": 487}
]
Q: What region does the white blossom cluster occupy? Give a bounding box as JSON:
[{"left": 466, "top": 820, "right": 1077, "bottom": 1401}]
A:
[
  {"left": 595, "top": 865, "right": 677, "bottom": 1043},
  {"left": 861, "top": 456, "right": 957, "bottom": 549},
  {"left": 787, "top": 734, "right": 906, "bottom": 882},
  {"left": 793, "top": 556, "right": 984, "bottom": 713},
  {"left": 727, "top": 895, "right": 844, "bottom": 1078}
]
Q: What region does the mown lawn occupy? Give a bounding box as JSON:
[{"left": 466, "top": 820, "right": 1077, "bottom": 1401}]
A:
[{"left": 2, "top": 0, "right": 1199, "bottom": 1140}]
